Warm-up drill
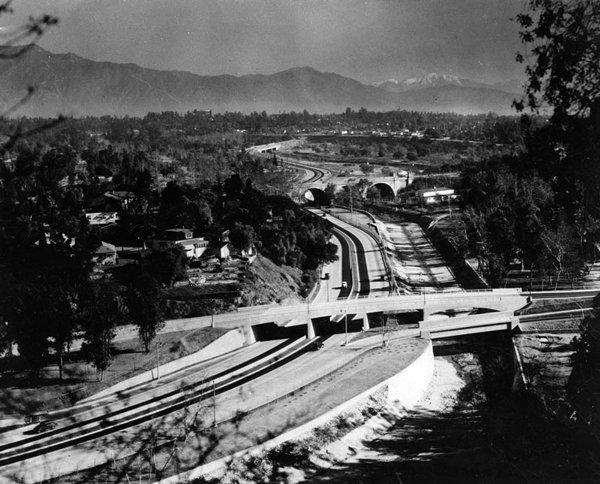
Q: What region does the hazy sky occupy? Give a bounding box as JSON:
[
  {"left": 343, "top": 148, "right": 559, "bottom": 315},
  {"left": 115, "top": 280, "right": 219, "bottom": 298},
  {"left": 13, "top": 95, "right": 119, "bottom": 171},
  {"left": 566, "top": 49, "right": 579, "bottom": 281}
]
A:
[{"left": 2, "top": 0, "right": 526, "bottom": 83}]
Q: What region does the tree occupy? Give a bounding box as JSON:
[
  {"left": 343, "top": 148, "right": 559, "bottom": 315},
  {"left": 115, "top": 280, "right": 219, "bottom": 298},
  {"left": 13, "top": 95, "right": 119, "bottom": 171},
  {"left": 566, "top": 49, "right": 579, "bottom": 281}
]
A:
[
  {"left": 6, "top": 246, "right": 88, "bottom": 378},
  {"left": 334, "top": 182, "right": 365, "bottom": 209},
  {"left": 80, "top": 283, "right": 126, "bottom": 380},
  {"left": 145, "top": 246, "right": 189, "bottom": 287},
  {"left": 223, "top": 174, "right": 244, "bottom": 200},
  {"left": 360, "top": 163, "right": 374, "bottom": 174},
  {"left": 323, "top": 183, "right": 337, "bottom": 203},
  {"left": 229, "top": 223, "right": 255, "bottom": 252},
  {"left": 0, "top": 143, "right": 95, "bottom": 376},
  {"left": 516, "top": 0, "right": 600, "bottom": 235},
  {"left": 407, "top": 151, "right": 418, "bottom": 161},
  {"left": 515, "top": 0, "right": 600, "bottom": 117},
  {"left": 366, "top": 185, "right": 382, "bottom": 202},
  {"left": 540, "top": 221, "right": 584, "bottom": 288},
  {"left": 126, "top": 273, "right": 164, "bottom": 352}
]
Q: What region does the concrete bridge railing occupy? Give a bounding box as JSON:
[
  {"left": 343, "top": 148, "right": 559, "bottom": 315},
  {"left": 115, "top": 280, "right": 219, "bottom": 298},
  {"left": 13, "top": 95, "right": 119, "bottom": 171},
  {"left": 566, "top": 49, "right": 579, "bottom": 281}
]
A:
[{"left": 206, "top": 289, "right": 529, "bottom": 330}]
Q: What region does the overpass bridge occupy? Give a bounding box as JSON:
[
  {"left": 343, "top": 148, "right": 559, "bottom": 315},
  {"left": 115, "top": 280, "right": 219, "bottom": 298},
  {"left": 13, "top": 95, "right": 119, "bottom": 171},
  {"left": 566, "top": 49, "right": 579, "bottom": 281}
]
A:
[
  {"left": 202, "top": 287, "right": 600, "bottom": 342},
  {"left": 420, "top": 310, "right": 518, "bottom": 339},
  {"left": 200, "top": 288, "right": 529, "bottom": 342}
]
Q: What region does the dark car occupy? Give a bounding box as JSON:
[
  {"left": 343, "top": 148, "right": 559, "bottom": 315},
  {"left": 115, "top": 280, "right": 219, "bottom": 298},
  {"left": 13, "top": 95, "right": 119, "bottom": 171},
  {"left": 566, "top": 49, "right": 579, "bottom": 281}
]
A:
[
  {"left": 31, "top": 420, "right": 57, "bottom": 434},
  {"left": 307, "top": 339, "right": 324, "bottom": 351}
]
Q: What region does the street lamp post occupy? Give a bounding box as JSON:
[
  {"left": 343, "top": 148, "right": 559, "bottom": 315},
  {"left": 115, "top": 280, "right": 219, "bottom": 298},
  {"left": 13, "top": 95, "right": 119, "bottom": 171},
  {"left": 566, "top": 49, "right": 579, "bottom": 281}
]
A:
[
  {"left": 340, "top": 308, "right": 348, "bottom": 346},
  {"left": 155, "top": 341, "right": 161, "bottom": 380},
  {"left": 212, "top": 380, "right": 217, "bottom": 427},
  {"left": 324, "top": 272, "right": 330, "bottom": 302}
]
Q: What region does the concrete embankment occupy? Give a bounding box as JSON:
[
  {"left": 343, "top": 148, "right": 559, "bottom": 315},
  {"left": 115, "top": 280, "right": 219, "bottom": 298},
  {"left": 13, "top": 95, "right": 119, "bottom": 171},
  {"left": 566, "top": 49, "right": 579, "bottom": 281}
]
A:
[{"left": 158, "top": 339, "right": 434, "bottom": 483}]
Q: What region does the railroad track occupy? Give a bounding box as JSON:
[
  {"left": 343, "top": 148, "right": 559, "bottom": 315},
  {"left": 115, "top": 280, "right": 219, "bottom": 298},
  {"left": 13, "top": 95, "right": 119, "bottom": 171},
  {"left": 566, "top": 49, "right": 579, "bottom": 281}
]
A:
[
  {"left": 282, "top": 158, "right": 327, "bottom": 183},
  {"left": 518, "top": 307, "right": 592, "bottom": 323}
]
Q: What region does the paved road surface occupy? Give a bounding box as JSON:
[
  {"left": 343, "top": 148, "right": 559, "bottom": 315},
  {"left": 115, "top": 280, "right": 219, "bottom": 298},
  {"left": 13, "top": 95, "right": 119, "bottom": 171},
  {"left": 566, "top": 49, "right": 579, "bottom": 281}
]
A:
[
  {"left": 311, "top": 208, "right": 389, "bottom": 297},
  {"left": 311, "top": 234, "right": 343, "bottom": 304}
]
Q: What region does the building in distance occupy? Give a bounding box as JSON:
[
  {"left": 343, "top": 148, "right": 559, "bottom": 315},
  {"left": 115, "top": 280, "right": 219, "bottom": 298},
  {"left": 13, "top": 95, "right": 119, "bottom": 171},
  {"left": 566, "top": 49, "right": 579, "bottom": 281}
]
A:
[
  {"left": 86, "top": 211, "right": 119, "bottom": 226},
  {"left": 150, "top": 228, "right": 208, "bottom": 259},
  {"left": 416, "top": 187, "right": 457, "bottom": 205}
]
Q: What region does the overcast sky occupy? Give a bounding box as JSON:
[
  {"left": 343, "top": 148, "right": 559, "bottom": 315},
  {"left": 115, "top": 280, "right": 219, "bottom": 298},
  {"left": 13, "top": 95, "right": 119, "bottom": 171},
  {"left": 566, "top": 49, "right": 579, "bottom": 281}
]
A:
[{"left": 3, "top": 0, "right": 526, "bottom": 84}]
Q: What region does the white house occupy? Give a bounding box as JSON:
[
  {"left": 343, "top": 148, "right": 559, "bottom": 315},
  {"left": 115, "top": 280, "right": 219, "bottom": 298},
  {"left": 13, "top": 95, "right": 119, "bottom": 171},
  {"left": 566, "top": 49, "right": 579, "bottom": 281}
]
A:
[
  {"left": 219, "top": 243, "right": 231, "bottom": 260},
  {"left": 86, "top": 211, "right": 119, "bottom": 226},
  {"left": 416, "top": 187, "right": 457, "bottom": 205},
  {"left": 150, "top": 228, "right": 208, "bottom": 259},
  {"left": 93, "top": 241, "right": 117, "bottom": 266}
]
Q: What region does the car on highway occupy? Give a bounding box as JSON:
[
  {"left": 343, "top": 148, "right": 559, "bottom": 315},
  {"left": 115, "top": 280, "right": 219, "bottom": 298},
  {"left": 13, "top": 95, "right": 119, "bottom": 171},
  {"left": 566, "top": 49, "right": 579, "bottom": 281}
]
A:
[
  {"left": 31, "top": 420, "right": 57, "bottom": 434},
  {"left": 341, "top": 281, "right": 348, "bottom": 288}
]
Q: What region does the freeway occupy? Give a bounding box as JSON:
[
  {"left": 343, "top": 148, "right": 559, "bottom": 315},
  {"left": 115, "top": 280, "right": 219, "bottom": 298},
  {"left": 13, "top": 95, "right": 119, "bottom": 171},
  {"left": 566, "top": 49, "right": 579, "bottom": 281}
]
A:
[
  {"left": 310, "top": 234, "right": 345, "bottom": 304},
  {"left": 0, "top": 203, "right": 392, "bottom": 480},
  {"left": 1, "top": 330, "right": 390, "bottom": 482},
  {"left": 0, "top": 193, "right": 401, "bottom": 481},
  {"left": 4, "top": 141, "right": 599, "bottom": 481},
  {"left": 0, "top": 338, "right": 316, "bottom": 470},
  {"left": 312, "top": 208, "right": 389, "bottom": 297}
]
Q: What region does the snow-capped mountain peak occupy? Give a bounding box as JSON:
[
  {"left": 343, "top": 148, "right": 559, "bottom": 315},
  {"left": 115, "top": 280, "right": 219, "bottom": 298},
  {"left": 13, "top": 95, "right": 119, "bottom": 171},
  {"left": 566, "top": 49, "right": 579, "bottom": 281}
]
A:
[{"left": 376, "top": 73, "right": 468, "bottom": 90}]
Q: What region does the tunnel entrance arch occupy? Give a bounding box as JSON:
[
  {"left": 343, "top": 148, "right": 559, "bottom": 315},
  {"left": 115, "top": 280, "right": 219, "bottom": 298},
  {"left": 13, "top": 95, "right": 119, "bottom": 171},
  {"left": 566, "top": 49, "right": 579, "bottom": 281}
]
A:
[
  {"left": 304, "top": 187, "right": 329, "bottom": 205},
  {"left": 366, "top": 182, "right": 395, "bottom": 201}
]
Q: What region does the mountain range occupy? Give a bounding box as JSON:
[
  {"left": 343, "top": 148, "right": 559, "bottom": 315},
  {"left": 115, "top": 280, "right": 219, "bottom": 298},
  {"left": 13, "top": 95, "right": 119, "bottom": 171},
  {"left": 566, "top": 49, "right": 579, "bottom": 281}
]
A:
[{"left": 0, "top": 45, "right": 522, "bottom": 117}]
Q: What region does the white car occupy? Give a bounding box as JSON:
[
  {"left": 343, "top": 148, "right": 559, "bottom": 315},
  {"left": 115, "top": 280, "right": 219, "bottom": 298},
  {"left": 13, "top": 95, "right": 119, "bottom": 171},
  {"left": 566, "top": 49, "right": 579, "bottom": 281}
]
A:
[{"left": 341, "top": 281, "right": 348, "bottom": 288}]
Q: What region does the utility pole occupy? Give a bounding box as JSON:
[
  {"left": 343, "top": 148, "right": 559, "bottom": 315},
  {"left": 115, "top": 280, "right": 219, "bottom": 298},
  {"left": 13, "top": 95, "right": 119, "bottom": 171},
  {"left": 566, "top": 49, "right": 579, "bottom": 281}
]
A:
[
  {"left": 212, "top": 380, "right": 216, "bottom": 427},
  {"left": 155, "top": 341, "right": 161, "bottom": 379},
  {"left": 345, "top": 311, "right": 349, "bottom": 346}
]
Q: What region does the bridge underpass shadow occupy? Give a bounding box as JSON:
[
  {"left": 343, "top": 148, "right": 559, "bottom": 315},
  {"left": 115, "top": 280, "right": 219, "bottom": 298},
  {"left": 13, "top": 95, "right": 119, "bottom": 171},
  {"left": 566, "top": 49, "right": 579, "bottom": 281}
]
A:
[
  {"left": 313, "top": 316, "right": 363, "bottom": 336},
  {"left": 251, "top": 322, "right": 306, "bottom": 341},
  {"left": 432, "top": 335, "right": 482, "bottom": 357}
]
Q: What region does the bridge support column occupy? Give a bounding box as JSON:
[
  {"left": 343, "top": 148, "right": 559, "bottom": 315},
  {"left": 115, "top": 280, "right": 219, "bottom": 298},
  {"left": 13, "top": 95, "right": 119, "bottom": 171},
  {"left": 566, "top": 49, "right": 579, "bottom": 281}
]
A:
[
  {"left": 422, "top": 305, "right": 431, "bottom": 322},
  {"left": 242, "top": 325, "right": 256, "bottom": 345},
  {"left": 307, "top": 318, "right": 316, "bottom": 339},
  {"left": 362, "top": 313, "right": 370, "bottom": 331}
]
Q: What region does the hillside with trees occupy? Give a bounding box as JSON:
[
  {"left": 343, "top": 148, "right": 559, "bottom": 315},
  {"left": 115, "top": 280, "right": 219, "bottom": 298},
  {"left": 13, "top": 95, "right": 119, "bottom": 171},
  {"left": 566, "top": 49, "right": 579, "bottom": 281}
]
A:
[{"left": 0, "top": 137, "right": 336, "bottom": 379}]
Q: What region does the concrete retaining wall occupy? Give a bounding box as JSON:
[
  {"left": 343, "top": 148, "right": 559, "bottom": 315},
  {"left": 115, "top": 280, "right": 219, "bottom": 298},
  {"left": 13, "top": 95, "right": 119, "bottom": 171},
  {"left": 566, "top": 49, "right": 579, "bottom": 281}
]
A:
[
  {"left": 85, "top": 329, "right": 246, "bottom": 401},
  {"left": 159, "top": 340, "right": 434, "bottom": 483}
]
